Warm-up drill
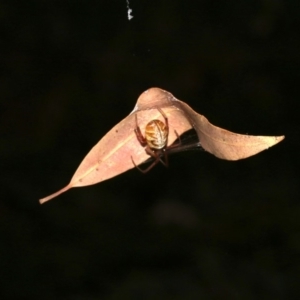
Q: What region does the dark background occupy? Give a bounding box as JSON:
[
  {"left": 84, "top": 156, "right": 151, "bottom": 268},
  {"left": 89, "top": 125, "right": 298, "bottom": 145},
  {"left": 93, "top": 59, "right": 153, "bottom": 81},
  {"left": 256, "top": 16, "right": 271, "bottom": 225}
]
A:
[{"left": 1, "top": 1, "right": 298, "bottom": 299}]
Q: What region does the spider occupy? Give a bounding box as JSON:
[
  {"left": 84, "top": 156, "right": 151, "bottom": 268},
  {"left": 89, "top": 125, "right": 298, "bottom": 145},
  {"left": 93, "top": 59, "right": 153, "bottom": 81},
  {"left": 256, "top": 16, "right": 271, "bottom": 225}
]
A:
[{"left": 131, "top": 107, "right": 180, "bottom": 173}]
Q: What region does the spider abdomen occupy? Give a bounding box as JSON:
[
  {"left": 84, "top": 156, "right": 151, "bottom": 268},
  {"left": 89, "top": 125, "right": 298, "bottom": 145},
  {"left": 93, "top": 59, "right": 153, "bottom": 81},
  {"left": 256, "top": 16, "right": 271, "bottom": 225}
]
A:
[{"left": 145, "top": 120, "right": 168, "bottom": 149}]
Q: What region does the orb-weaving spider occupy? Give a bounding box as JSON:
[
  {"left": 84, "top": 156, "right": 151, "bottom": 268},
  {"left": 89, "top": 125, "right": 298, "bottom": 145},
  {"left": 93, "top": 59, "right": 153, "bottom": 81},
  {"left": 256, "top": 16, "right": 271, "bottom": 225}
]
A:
[{"left": 131, "top": 108, "right": 180, "bottom": 173}]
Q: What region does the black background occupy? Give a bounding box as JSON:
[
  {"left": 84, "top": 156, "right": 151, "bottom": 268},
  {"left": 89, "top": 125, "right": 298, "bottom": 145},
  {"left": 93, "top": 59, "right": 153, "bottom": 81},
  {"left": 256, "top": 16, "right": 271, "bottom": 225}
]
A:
[{"left": 1, "top": 1, "right": 298, "bottom": 299}]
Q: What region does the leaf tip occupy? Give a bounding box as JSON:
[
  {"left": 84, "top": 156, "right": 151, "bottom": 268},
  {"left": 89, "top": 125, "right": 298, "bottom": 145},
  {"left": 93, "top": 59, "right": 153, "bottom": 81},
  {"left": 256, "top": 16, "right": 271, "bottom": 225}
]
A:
[{"left": 271, "top": 135, "right": 285, "bottom": 147}]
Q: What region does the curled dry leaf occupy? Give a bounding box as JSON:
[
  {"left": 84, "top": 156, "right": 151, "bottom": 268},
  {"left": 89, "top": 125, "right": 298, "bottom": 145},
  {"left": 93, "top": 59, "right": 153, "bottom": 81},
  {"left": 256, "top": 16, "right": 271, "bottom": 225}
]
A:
[{"left": 39, "top": 87, "right": 284, "bottom": 204}]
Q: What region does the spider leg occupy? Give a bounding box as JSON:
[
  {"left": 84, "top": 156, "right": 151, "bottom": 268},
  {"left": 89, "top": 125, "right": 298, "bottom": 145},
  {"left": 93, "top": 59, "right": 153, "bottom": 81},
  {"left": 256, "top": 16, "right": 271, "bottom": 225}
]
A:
[
  {"left": 157, "top": 107, "right": 169, "bottom": 128},
  {"left": 134, "top": 113, "right": 147, "bottom": 146},
  {"left": 131, "top": 154, "right": 160, "bottom": 174},
  {"left": 167, "top": 130, "right": 182, "bottom": 149},
  {"left": 145, "top": 147, "right": 168, "bottom": 168}
]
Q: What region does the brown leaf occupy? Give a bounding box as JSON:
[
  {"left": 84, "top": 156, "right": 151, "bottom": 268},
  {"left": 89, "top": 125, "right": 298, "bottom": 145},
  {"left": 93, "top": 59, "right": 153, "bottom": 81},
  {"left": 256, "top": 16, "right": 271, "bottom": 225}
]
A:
[
  {"left": 39, "top": 87, "right": 284, "bottom": 204},
  {"left": 172, "top": 100, "right": 285, "bottom": 160}
]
